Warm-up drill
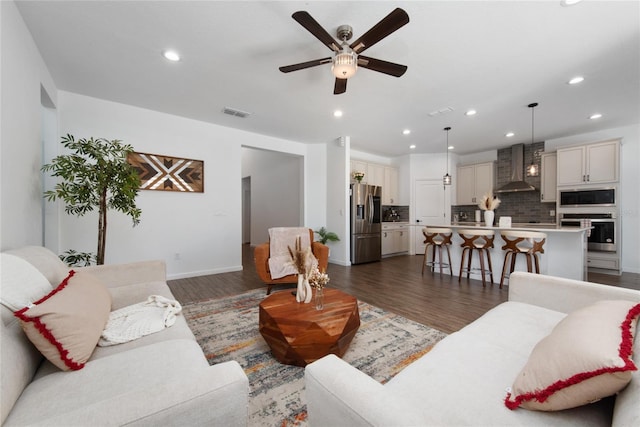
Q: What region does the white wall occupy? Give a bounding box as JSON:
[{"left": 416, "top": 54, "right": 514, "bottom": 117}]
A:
[
  {"left": 350, "top": 149, "right": 393, "bottom": 166},
  {"left": 305, "top": 143, "right": 328, "bottom": 233},
  {"left": 457, "top": 149, "right": 498, "bottom": 166},
  {"left": 242, "top": 147, "right": 302, "bottom": 244},
  {"left": 545, "top": 124, "right": 640, "bottom": 274},
  {"left": 55, "top": 91, "right": 319, "bottom": 279},
  {"left": 326, "top": 137, "right": 350, "bottom": 266},
  {"left": 0, "top": 1, "right": 57, "bottom": 250}
]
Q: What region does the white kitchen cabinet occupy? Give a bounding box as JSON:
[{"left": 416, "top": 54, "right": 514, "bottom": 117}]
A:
[
  {"left": 382, "top": 223, "right": 409, "bottom": 255},
  {"left": 540, "top": 152, "right": 557, "bottom": 202},
  {"left": 383, "top": 166, "right": 399, "bottom": 205},
  {"left": 456, "top": 162, "right": 495, "bottom": 205},
  {"left": 397, "top": 226, "right": 409, "bottom": 252},
  {"left": 381, "top": 228, "right": 394, "bottom": 255},
  {"left": 367, "top": 163, "right": 385, "bottom": 187},
  {"left": 556, "top": 140, "right": 619, "bottom": 186}
]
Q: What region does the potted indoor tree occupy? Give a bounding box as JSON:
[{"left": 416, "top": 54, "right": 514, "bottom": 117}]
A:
[{"left": 42, "top": 134, "right": 142, "bottom": 265}]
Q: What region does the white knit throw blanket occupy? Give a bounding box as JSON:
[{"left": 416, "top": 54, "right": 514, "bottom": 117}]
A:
[
  {"left": 98, "top": 295, "right": 182, "bottom": 347},
  {"left": 268, "top": 227, "right": 318, "bottom": 279}
]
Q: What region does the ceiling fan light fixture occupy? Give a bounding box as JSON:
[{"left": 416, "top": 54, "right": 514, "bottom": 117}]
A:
[{"left": 332, "top": 50, "right": 358, "bottom": 79}]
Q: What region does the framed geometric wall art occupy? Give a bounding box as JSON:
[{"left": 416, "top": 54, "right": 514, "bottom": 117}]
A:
[{"left": 127, "top": 152, "right": 204, "bottom": 193}]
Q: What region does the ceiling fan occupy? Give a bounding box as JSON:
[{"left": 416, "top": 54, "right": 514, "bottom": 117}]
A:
[{"left": 279, "top": 8, "right": 409, "bottom": 95}]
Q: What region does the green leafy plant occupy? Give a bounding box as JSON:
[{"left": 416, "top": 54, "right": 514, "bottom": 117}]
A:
[
  {"left": 41, "top": 134, "right": 142, "bottom": 265},
  {"left": 314, "top": 227, "right": 340, "bottom": 245},
  {"left": 59, "top": 249, "right": 96, "bottom": 267}
]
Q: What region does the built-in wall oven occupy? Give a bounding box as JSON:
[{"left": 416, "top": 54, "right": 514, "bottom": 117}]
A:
[
  {"left": 560, "top": 212, "right": 617, "bottom": 252},
  {"left": 557, "top": 186, "right": 620, "bottom": 273}
]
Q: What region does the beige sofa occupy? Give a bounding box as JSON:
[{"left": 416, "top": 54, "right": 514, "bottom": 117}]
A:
[
  {"left": 1, "top": 246, "right": 248, "bottom": 426},
  {"left": 305, "top": 272, "right": 640, "bottom": 426}
]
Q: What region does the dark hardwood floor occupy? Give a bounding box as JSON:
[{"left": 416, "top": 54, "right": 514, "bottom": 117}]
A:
[{"left": 168, "top": 245, "right": 640, "bottom": 334}]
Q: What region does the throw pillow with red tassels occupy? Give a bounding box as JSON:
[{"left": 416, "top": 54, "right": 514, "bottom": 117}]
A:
[
  {"left": 14, "top": 270, "right": 111, "bottom": 371},
  {"left": 505, "top": 300, "right": 640, "bottom": 411}
]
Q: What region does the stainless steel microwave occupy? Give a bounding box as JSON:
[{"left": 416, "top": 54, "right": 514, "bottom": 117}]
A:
[{"left": 559, "top": 188, "right": 615, "bottom": 207}]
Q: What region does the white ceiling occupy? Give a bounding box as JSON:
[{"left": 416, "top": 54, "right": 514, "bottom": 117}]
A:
[{"left": 15, "top": 1, "right": 640, "bottom": 156}]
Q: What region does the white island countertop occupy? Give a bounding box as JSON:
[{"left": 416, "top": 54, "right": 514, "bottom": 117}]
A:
[
  {"left": 417, "top": 222, "right": 590, "bottom": 282},
  {"left": 441, "top": 222, "right": 591, "bottom": 233}
]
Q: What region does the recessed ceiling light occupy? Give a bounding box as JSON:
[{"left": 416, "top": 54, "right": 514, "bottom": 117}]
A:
[
  {"left": 561, "top": 0, "right": 582, "bottom": 6},
  {"left": 589, "top": 113, "right": 602, "bottom": 120},
  {"left": 505, "top": 132, "right": 515, "bottom": 138},
  {"left": 402, "top": 129, "right": 411, "bottom": 135},
  {"left": 162, "top": 50, "right": 181, "bottom": 62},
  {"left": 448, "top": 146, "right": 454, "bottom": 150},
  {"left": 568, "top": 76, "right": 585, "bottom": 85},
  {"left": 409, "top": 144, "right": 416, "bottom": 149},
  {"left": 465, "top": 109, "right": 477, "bottom": 116},
  {"left": 333, "top": 110, "right": 343, "bottom": 118}
]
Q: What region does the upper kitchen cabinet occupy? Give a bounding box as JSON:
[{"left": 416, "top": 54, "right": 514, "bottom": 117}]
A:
[
  {"left": 383, "top": 166, "right": 399, "bottom": 205},
  {"left": 456, "top": 162, "right": 495, "bottom": 205},
  {"left": 351, "top": 160, "right": 399, "bottom": 204},
  {"left": 540, "top": 152, "right": 557, "bottom": 202},
  {"left": 367, "top": 163, "right": 385, "bottom": 187},
  {"left": 556, "top": 140, "right": 619, "bottom": 186}
]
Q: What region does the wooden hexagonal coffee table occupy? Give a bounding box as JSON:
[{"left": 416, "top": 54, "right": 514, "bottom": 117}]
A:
[{"left": 259, "top": 288, "right": 360, "bottom": 366}]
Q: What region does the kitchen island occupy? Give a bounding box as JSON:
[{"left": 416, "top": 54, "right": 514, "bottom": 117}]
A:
[{"left": 419, "top": 223, "right": 590, "bottom": 282}]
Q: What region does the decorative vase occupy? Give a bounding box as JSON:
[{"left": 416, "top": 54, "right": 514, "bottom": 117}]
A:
[
  {"left": 315, "top": 288, "right": 324, "bottom": 311},
  {"left": 296, "top": 274, "right": 313, "bottom": 303},
  {"left": 484, "top": 210, "right": 495, "bottom": 227}
]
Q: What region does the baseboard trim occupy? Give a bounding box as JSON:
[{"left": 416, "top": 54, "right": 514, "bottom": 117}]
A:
[{"left": 167, "top": 265, "right": 243, "bottom": 280}]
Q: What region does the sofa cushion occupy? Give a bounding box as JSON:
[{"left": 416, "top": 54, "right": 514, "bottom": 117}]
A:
[
  {"left": 505, "top": 300, "right": 640, "bottom": 411},
  {"left": 4, "top": 246, "right": 69, "bottom": 287},
  {"left": 385, "top": 301, "right": 612, "bottom": 426},
  {"left": 3, "top": 339, "right": 246, "bottom": 426},
  {"left": 14, "top": 270, "right": 111, "bottom": 371},
  {"left": 612, "top": 318, "right": 640, "bottom": 426},
  {"left": 0, "top": 254, "right": 53, "bottom": 313}
]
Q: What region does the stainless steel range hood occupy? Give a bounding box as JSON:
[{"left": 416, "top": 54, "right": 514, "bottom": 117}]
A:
[{"left": 495, "top": 144, "right": 536, "bottom": 193}]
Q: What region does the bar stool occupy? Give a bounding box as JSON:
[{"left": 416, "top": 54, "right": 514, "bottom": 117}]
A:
[
  {"left": 499, "top": 231, "right": 547, "bottom": 288},
  {"left": 458, "top": 229, "right": 495, "bottom": 287},
  {"left": 422, "top": 227, "right": 453, "bottom": 276}
]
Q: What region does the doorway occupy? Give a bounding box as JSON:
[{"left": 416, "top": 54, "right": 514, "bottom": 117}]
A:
[
  {"left": 241, "top": 147, "right": 304, "bottom": 266},
  {"left": 414, "top": 179, "right": 448, "bottom": 254}
]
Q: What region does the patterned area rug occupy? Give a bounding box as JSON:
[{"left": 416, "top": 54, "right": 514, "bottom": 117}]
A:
[{"left": 182, "top": 289, "right": 447, "bottom": 426}]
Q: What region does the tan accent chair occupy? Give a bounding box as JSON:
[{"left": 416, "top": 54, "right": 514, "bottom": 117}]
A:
[{"left": 254, "top": 228, "right": 329, "bottom": 294}]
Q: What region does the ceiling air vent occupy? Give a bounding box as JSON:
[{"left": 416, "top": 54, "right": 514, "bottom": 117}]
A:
[
  {"left": 427, "top": 106, "right": 454, "bottom": 117},
  {"left": 222, "top": 107, "right": 251, "bottom": 118}
]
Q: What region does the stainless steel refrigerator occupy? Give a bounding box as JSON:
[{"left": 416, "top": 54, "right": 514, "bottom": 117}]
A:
[{"left": 350, "top": 183, "right": 382, "bottom": 264}]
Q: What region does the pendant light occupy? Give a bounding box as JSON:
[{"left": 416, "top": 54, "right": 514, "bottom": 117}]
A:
[
  {"left": 526, "top": 102, "right": 540, "bottom": 177},
  {"left": 443, "top": 127, "right": 452, "bottom": 186}
]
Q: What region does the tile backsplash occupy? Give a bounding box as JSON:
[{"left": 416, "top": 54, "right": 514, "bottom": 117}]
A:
[
  {"left": 382, "top": 205, "right": 409, "bottom": 222},
  {"left": 452, "top": 141, "right": 557, "bottom": 224}
]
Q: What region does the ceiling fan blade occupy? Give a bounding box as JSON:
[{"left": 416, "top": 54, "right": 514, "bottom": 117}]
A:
[
  {"left": 358, "top": 55, "right": 407, "bottom": 77},
  {"left": 279, "top": 57, "right": 332, "bottom": 73},
  {"left": 334, "top": 78, "right": 347, "bottom": 95},
  {"left": 350, "top": 8, "right": 409, "bottom": 54},
  {"left": 292, "top": 11, "right": 341, "bottom": 52}
]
